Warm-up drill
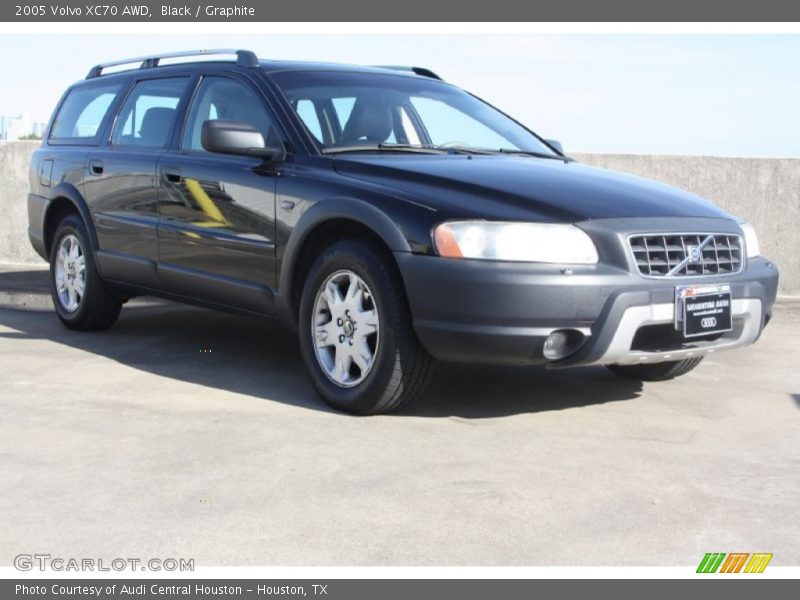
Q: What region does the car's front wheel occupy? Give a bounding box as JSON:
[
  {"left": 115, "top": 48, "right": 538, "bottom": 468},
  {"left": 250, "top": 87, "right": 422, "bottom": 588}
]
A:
[
  {"left": 607, "top": 357, "right": 704, "bottom": 381},
  {"left": 49, "top": 215, "right": 122, "bottom": 331},
  {"left": 297, "top": 240, "right": 433, "bottom": 414}
]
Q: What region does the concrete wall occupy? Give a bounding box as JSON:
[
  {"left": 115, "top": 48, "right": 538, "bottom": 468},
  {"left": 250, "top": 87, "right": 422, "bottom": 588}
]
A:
[
  {"left": 1, "top": 141, "right": 40, "bottom": 265},
  {"left": 1, "top": 141, "right": 797, "bottom": 294}
]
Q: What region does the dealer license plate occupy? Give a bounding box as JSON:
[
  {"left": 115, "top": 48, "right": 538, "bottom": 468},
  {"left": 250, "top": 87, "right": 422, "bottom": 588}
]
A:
[{"left": 675, "top": 284, "right": 733, "bottom": 338}]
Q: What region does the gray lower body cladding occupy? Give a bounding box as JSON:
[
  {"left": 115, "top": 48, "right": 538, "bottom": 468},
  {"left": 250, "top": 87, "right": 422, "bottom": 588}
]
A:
[{"left": 395, "top": 218, "right": 778, "bottom": 366}]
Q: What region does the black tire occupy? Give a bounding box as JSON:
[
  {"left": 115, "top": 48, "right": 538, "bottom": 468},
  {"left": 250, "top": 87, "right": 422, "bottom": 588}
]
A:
[
  {"left": 49, "top": 215, "right": 122, "bottom": 331},
  {"left": 297, "top": 239, "right": 433, "bottom": 415},
  {"left": 607, "top": 357, "right": 704, "bottom": 381}
]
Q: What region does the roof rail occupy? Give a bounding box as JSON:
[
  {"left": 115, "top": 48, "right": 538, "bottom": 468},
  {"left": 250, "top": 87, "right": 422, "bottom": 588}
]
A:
[
  {"left": 86, "top": 49, "right": 259, "bottom": 79},
  {"left": 374, "top": 66, "right": 443, "bottom": 80}
]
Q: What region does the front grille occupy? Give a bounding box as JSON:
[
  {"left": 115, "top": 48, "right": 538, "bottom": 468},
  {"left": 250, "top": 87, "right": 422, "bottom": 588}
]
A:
[{"left": 629, "top": 233, "right": 743, "bottom": 277}]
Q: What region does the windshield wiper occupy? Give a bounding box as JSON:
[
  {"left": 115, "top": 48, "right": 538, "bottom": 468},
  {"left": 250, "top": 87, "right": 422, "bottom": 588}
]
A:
[
  {"left": 497, "top": 148, "right": 567, "bottom": 160},
  {"left": 322, "top": 143, "right": 563, "bottom": 159},
  {"left": 430, "top": 145, "right": 497, "bottom": 155},
  {"left": 322, "top": 143, "right": 446, "bottom": 155}
]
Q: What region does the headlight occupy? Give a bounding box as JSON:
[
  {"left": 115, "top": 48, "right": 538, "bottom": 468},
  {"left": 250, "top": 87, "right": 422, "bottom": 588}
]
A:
[
  {"left": 739, "top": 222, "right": 760, "bottom": 258},
  {"left": 433, "top": 221, "right": 599, "bottom": 264}
]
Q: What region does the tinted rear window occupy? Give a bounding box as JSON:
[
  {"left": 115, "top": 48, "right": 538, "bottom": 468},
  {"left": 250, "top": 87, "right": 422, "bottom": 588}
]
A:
[
  {"left": 111, "top": 77, "right": 189, "bottom": 147},
  {"left": 49, "top": 82, "right": 123, "bottom": 143}
]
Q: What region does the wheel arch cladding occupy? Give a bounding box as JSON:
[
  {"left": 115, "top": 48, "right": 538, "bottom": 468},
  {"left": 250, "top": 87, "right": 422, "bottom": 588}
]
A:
[
  {"left": 44, "top": 184, "right": 98, "bottom": 256},
  {"left": 280, "top": 198, "right": 412, "bottom": 323}
]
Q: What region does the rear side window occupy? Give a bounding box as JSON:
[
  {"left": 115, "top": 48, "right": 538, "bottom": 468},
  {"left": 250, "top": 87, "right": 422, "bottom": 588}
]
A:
[
  {"left": 112, "top": 77, "right": 189, "bottom": 147},
  {"left": 49, "top": 83, "right": 122, "bottom": 143}
]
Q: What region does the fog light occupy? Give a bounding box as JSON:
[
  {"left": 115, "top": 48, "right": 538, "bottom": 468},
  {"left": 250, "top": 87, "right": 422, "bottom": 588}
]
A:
[{"left": 543, "top": 329, "right": 585, "bottom": 360}]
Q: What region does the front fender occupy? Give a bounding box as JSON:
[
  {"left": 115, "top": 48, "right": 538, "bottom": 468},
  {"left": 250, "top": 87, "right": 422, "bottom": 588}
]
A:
[{"left": 276, "top": 196, "right": 412, "bottom": 321}]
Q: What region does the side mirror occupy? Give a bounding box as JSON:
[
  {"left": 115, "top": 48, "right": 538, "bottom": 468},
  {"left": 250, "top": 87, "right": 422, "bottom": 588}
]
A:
[
  {"left": 545, "top": 138, "right": 564, "bottom": 154},
  {"left": 201, "top": 119, "right": 285, "bottom": 162}
]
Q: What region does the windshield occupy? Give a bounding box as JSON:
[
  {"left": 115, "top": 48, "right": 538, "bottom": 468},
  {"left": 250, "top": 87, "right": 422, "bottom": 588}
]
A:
[{"left": 270, "top": 70, "right": 558, "bottom": 156}]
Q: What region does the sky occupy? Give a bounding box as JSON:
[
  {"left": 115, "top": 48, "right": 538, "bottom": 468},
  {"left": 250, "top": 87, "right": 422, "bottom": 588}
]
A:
[{"left": 0, "top": 33, "right": 797, "bottom": 157}]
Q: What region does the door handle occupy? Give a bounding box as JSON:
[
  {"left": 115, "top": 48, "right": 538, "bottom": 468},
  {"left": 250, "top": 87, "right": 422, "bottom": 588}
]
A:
[
  {"left": 162, "top": 166, "right": 181, "bottom": 183},
  {"left": 88, "top": 160, "right": 103, "bottom": 175}
]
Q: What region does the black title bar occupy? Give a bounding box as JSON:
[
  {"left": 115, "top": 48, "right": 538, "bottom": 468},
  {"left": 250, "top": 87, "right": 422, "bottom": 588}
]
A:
[
  {"left": 3, "top": 579, "right": 796, "bottom": 600},
  {"left": 3, "top": 0, "right": 800, "bottom": 22}
]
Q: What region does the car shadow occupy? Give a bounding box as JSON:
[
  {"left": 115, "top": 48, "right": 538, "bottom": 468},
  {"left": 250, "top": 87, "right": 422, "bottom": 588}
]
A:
[
  {"left": 0, "top": 268, "right": 50, "bottom": 292},
  {"left": 404, "top": 361, "right": 643, "bottom": 418},
  {"left": 0, "top": 301, "right": 643, "bottom": 418}
]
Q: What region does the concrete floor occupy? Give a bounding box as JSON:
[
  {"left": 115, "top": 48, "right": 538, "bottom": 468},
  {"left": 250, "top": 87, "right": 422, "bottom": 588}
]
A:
[{"left": 0, "top": 268, "right": 798, "bottom": 566}]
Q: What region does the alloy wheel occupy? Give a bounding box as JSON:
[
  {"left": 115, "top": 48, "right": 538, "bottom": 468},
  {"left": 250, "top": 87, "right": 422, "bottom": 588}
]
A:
[
  {"left": 54, "top": 234, "right": 86, "bottom": 313},
  {"left": 311, "top": 269, "right": 380, "bottom": 388}
]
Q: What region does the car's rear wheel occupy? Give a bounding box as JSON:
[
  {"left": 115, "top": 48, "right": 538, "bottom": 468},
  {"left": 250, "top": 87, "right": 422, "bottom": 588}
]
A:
[
  {"left": 607, "top": 357, "right": 704, "bottom": 381},
  {"left": 298, "top": 239, "right": 433, "bottom": 414},
  {"left": 50, "top": 215, "right": 122, "bottom": 331}
]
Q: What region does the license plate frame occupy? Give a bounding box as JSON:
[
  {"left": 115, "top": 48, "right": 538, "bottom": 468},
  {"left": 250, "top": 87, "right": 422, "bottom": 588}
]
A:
[{"left": 675, "top": 284, "right": 733, "bottom": 338}]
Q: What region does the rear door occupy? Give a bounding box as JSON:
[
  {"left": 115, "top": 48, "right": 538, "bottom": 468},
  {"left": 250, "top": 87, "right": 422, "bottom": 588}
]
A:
[
  {"left": 84, "top": 75, "right": 192, "bottom": 288},
  {"left": 156, "top": 74, "right": 284, "bottom": 314}
]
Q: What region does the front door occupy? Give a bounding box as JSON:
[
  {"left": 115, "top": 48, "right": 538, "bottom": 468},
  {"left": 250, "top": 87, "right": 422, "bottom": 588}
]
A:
[{"left": 156, "top": 75, "right": 282, "bottom": 315}]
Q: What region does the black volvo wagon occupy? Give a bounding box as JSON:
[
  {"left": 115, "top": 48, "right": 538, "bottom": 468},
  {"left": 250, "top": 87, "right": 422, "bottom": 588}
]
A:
[{"left": 27, "top": 49, "right": 779, "bottom": 413}]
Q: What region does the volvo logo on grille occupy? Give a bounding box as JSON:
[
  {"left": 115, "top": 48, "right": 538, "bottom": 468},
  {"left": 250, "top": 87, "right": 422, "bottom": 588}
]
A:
[
  {"left": 687, "top": 245, "right": 704, "bottom": 264},
  {"left": 701, "top": 317, "right": 718, "bottom": 328}
]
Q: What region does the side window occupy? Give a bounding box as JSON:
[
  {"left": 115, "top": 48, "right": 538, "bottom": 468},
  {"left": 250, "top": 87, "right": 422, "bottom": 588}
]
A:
[
  {"left": 331, "top": 97, "right": 356, "bottom": 130},
  {"left": 49, "top": 83, "right": 122, "bottom": 142},
  {"left": 294, "top": 99, "right": 323, "bottom": 142},
  {"left": 111, "top": 77, "right": 189, "bottom": 147},
  {"left": 182, "top": 77, "right": 279, "bottom": 151}
]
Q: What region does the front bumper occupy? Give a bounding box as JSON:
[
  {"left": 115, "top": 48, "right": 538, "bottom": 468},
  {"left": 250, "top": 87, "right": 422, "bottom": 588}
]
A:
[{"left": 395, "top": 252, "right": 778, "bottom": 367}]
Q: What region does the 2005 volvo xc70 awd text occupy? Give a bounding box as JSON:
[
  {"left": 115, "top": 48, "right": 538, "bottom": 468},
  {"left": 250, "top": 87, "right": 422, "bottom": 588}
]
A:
[{"left": 27, "top": 49, "right": 779, "bottom": 414}]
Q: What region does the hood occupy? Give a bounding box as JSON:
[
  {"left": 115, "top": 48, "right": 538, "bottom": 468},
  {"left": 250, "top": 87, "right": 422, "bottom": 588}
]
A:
[{"left": 332, "top": 154, "right": 733, "bottom": 222}]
